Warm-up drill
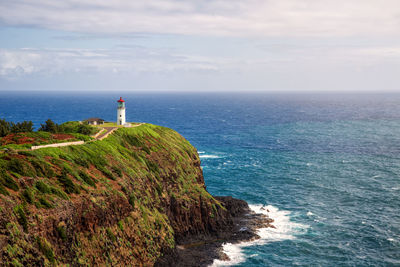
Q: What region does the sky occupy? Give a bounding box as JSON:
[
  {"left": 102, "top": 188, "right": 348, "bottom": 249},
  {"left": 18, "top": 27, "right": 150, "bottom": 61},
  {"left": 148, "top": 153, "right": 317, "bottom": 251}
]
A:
[{"left": 0, "top": 0, "right": 399, "bottom": 92}]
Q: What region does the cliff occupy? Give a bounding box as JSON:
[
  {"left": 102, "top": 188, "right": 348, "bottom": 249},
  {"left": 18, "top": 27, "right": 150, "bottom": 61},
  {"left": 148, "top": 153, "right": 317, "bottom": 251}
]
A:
[{"left": 0, "top": 124, "right": 238, "bottom": 266}]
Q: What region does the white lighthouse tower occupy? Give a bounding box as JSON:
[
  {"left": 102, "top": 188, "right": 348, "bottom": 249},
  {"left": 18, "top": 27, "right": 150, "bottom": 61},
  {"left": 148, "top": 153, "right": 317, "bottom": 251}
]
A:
[{"left": 117, "top": 97, "right": 126, "bottom": 126}]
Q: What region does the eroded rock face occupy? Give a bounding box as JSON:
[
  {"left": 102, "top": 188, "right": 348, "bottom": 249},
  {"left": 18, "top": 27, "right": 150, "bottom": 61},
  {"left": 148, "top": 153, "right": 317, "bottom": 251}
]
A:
[
  {"left": 156, "top": 196, "right": 274, "bottom": 267},
  {"left": 0, "top": 124, "right": 244, "bottom": 266}
]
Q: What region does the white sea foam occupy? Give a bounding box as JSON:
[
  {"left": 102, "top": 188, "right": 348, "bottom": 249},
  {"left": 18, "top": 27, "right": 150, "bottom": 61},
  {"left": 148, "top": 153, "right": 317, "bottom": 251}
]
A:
[
  {"left": 210, "top": 204, "right": 308, "bottom": 267},
  {"left": 199, "top": 154, "right": 221, "bottom": 159}
]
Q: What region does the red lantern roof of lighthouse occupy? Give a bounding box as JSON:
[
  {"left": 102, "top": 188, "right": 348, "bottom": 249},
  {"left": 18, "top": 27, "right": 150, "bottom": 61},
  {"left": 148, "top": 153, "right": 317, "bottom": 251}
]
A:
[{"left": 117, "top": 97, "right": 125, "bottom": 102}]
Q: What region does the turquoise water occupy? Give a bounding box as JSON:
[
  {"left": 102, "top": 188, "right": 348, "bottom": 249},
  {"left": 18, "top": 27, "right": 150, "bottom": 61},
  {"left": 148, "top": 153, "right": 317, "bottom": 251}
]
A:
[{"left": 1, "top": 92, "right": 399, "bottom": 266}]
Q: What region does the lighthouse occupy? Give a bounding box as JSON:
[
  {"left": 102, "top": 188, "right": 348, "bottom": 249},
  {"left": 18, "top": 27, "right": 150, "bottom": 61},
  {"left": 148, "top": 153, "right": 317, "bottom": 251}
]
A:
[{"left": 117, "top": 97, "right": 126, "bottom": 126}]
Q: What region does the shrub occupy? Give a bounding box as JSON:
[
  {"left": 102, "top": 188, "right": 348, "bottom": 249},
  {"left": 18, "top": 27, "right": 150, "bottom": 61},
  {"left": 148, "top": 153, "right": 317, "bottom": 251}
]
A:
[
  {"left": 10, "top": 121, "right": 33, "bottom": 133},
  {"left": 58, "top": 169, "right": 80, "bottom": 194},
  {"left": 79, "top": 171, "right": 96, "bottom": 187},
  {"left": 117, "top": 220, "right": 124, "bottom": 231},
  {"left": 0, "top": 118, "right": 11, "bottom": 137},
  {"left": 35, "top": 181, "right": 51, "bottom": 194},
  {"left": 99, "top": 167, "right": 115, "bottom": 180},
  {"left": 0, "top": 184, "right": 9, "bottom": 195},
  {"left": 21, "top": 189, "right": 34, "bottom": 204},
  {"left": 106, "top": 228, "right": 116, "bottom": 242},
  {"left": 0, "top": 172, "right": 19, "bottom": 191},
  {"left": 37, "top": 237, "right": 55, "bottom": 263},
  {"left": 7, "top": 158, "right": 35, "bottom": 177},
  {"left": 38, "top": 197, "right": 53, "bottom": 209},
  {"left": 14, "top": 205, "right": 28, "bottom": 232},
  {"left": 29, "top": 159, "right": 55, "bottom": 178},
  {"left": 56, "top": 225, "right": 67, "bottom": 241},
  {"left": 73, "top": 157, "right": 89, "bottom": 168},
  {"left": 38, "top": 119, "right": 59, "bottom": 133},
  {"left": 128, "top": 193, "right": 136, "bottom": 209},
  {"left": 50, "top": 187, "right": 69, "bottom": 200},
  {"left": 77, "top": 124, "right": 96, "bottom": 135},
  {"left": 145, "top": 159, "right": 159, "bottom": 174},
  {"left": 111, "top": 166, "right": 122, "bottom": 177}
]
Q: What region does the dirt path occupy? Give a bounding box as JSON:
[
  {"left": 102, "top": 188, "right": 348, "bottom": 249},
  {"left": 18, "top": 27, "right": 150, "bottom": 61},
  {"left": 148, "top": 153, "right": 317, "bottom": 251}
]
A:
[
  {"left": 20, "top": 123, "right": 145, "bottom": 151},
  {"left": 95, "top": 127, "right": 117, "bottom": 140},
  {"left": 95, "top": 123, "right": 144, "bottom": 140}
]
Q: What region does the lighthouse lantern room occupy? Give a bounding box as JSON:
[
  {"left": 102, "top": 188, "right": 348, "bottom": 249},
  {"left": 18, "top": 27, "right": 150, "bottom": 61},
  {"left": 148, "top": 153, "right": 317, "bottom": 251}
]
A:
[{"left": 117, "top": 97, "right": 126, "bottom": 126}]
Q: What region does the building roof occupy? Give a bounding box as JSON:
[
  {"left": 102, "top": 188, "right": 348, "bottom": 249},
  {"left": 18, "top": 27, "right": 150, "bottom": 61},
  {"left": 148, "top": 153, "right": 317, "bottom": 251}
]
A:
[
  {"left": 85, "top": 117, "right": 104, "bottom": 122},
  {"left": 117, "top": 97, "right": 125, "bottom": 103}
]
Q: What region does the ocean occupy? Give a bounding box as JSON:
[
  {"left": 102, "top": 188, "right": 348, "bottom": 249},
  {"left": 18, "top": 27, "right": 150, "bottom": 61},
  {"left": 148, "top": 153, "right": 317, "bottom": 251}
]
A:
[{"left": 1, "top": 91, "right": 399, "bottom": 266}]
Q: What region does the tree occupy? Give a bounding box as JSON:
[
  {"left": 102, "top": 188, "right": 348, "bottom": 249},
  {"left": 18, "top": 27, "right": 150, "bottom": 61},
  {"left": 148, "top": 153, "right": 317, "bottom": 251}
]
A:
[
  {"left": 10, "top": 121, "right": 33, "bottom": 133},
  {"left": 77, "top": 124, "right": 94, "bottom": 135},
  {"left": 39, "top": 119, "right": 59, "bottom": 133},
  {"left": 0, "top": 119, "right": 11, "bottom": 137}
]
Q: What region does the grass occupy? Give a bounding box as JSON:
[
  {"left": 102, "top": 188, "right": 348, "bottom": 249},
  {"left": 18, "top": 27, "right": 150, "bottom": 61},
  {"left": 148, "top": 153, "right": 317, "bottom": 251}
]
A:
[
  {"left": 57, "top": 225, "right": 67, "bottom": 240},
  {"left": 14, "top": 205, "right": 28, "bottom": 232},
  {"left": 0, "top": 122, "right": 219, "bottom": 266},
  {"left": 96, "top": 121, "right": 140, "bottom": 128},
  {"left": 35, "top": 181, "right": 51, "bottom": 194},
  {"left": 58, "top": 169, "right": 80, "bottom": 194},
  {"left": 37, "top": 237, "right": 55, "bottom": 263},
  {"left": 0, "top": 131, "right": 92, "bottom": 150},
  {"left": 1, "top": 171, "right": 19, "bottom": 191},
  {"left": 21, "top": 189, "right": 34, "bottom": 204}
]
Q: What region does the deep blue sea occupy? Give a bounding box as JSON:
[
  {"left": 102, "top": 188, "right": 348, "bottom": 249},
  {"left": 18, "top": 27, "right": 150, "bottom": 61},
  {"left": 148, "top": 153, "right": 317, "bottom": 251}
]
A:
[{"left": 1, "top": 91, "right": 400, "bottom": 266}]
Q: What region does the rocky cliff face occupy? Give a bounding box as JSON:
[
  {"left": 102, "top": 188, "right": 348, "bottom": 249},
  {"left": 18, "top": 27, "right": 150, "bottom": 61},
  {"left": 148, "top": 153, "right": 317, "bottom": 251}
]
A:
[{"left": 0, "top": 124, "right": 233, "bottom": 266}]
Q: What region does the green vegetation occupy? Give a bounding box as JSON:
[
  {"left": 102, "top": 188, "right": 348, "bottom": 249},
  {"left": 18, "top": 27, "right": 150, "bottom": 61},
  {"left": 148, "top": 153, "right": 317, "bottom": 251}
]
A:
[
  {"left": 0, "top": 123, "right": 219, "bottom": 266},
  {"left": 58, "top": 168, "right": 80, "bottom": 194},
  {"left": 0, "top": 119, "right": 96, "bottom": 149},
  {"left": 35, "top": 181, "right": 51, "bottom": 194},
  {"left": 37, "top": 237, "right": 55, "bottom": 263},
  {"left": 14, "top": 205, "right": 28, "bottom": 232},
  {"left": 79, "top": 170, "right": 96, "bottom": 187},
  {"left": 0, "top": 119, "right": 34, "bottom": 137},
  {"left": 21, "top": 189, "right": 34, "bottom": 204},
  {"left": 60, "top": 121, "right": 98, "bottom": 135},
  {"left": 38, "top": 197, "right": 54, "bottom": 209},
  {"left": 38, "top": 119, "right": 60, "bottom": 133},
  {"left": 57, "top": 224, "right": 67, "bottom": 240},
  {"left": 0, "top": 171, "right": 19, "bottom": 191}
]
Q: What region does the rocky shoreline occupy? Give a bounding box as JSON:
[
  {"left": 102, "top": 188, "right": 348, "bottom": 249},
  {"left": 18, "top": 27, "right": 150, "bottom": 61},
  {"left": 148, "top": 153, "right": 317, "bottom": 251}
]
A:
[{"left": 155, "top": 196, "right": 275, "bottom": 267}]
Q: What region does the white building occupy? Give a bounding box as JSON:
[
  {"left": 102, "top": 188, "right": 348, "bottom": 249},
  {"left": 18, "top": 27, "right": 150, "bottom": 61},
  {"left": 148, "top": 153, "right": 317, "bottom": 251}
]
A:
[{"left": 117, "top": 97, "right": 126, "bottom": 126}]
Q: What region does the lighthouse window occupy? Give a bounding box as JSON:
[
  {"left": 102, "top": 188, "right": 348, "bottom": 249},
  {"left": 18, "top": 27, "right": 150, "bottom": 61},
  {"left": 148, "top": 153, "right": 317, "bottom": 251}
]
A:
[{"left": 120, "top": 115, "right": 121, "bottom": 117}]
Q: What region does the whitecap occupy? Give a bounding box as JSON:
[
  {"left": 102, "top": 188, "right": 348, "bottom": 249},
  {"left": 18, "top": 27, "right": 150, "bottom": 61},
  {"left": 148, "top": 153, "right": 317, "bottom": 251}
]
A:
[
  {"left": 200, "top": 154, "right": 221, "bottom": 159},
  {"left": 210, "top": 204, "right": 308, "bottom": 267},
  {"left": 307, "top": 211, "right": 314, "bottom": 216}
]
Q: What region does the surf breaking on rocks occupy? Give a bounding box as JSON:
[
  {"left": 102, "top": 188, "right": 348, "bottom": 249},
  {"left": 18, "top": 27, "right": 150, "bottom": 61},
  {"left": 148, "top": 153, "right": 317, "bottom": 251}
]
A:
[{"left": 210, "top": 204, "right": 309, "bottom": 266}]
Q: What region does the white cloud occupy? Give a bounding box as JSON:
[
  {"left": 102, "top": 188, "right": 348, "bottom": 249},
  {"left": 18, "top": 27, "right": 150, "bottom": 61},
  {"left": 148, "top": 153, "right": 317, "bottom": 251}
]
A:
[
  {"left": 2, "top": 43, "right": 399, "bottom": 80},
  {"left": 0, "top": 47, "right": 233, "bottom": 79},
  {"left": 0, "top": 0, "right": 399, "bottom": 37}
]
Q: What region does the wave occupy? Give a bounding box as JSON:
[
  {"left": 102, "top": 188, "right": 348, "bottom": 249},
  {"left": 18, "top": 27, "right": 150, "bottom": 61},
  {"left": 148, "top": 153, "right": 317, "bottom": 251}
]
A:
[
  {"left": 199, "top": 154, "right": 221, "bottom": 159},
  {"left": 210, "top": 204, "right": 308, "bottom": 267}
]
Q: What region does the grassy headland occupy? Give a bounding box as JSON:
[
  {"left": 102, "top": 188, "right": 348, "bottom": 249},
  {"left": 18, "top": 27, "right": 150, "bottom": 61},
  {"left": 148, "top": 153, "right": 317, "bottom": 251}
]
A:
[{"left": 0, "top": 123, "right": 228, "bottom": 266}]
